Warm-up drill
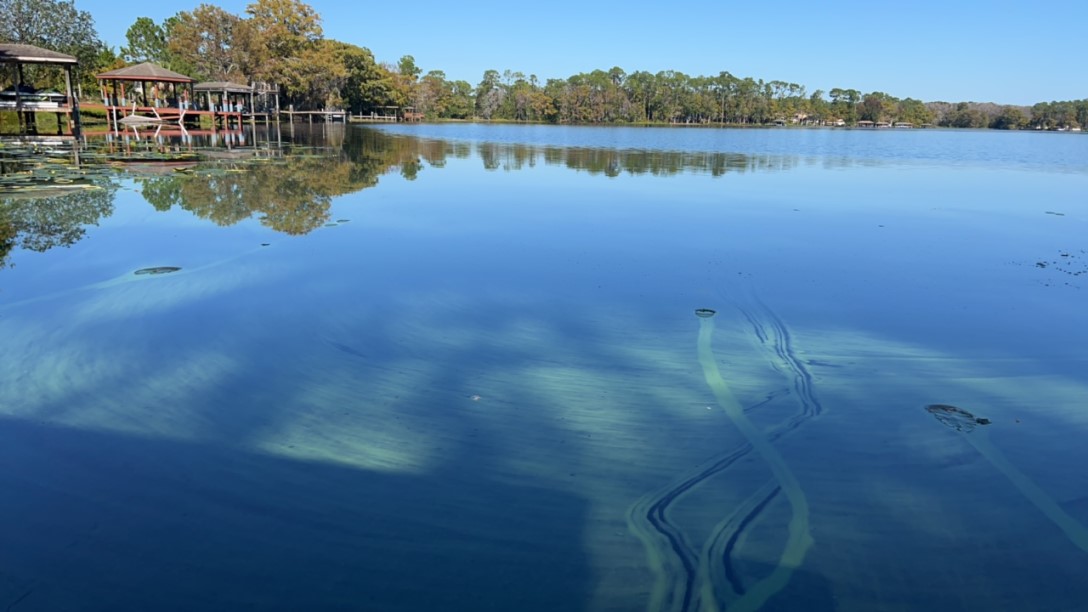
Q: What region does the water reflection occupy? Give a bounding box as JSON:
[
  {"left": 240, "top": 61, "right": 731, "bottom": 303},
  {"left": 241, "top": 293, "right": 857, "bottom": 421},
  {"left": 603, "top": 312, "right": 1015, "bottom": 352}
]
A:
[
  {"left": 0, "top": 127, "right": 422, "bottom": 264},
  {"left": 0, "top": 181, "right": 117, "bottom": 269},
  {"left": 2, "top": 124, "right": 1087, "bottom": 611},
  {"left": 2, "top": 124, "right": 840, "bottom": 268},
  {"left": 377, "top": 132, "right": 807, "bottom": 176},
  {"left": 138, "top": 155, "right": 344, "bottom": 235},
  {"left": 136, "top": 127, "right": 435, "bottom": 233},
  {"left": 478, "top": 141, "right": 802, "bottom": 176}
]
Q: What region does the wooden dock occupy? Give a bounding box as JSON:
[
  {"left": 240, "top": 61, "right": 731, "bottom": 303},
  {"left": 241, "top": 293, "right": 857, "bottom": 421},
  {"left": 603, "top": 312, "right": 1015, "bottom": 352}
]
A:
[
  {"left": 349, "top": 112, "right": 398, "bottom": 123},
  {"left": 82, "top": 103, "right": 253, "bottom": 131},
  {"left": 281, "top": 108, "right": 347, "bottom": 124}
]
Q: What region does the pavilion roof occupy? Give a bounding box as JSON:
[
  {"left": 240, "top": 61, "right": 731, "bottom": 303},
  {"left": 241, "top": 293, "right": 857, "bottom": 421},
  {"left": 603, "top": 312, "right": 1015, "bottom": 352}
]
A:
[
  {"left": 0, "top": 43, "right": 78, "bottom": 65},
  {"left": 96, "top": 62, "right": 194, "bottom": 83},
  {"left": 194, "top": 81, "right": 254, "bottom": 94}
]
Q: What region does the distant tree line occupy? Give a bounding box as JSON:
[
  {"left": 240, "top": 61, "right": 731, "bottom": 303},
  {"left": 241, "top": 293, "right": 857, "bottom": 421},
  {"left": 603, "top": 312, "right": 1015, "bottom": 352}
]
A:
[
  {"left": 2, "top": 0, "right": 1086, "bottom": 130},
  {"left": 925, "top": 100, "right": 1088, "bottom": 130}
]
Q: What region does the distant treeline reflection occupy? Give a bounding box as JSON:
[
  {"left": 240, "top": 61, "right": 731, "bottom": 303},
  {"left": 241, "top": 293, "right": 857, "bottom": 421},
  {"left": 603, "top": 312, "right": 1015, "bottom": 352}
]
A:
[
  {"left": 474, "top": 142, "right": 802, "bottom": 176},
  {"left": 370, "top": 130, "right": 817, "bottom": 177},
  {"left": 4, "top": 125, "right": 847, "bottom": 267},
  {"left": 138, "top": 129, "right": 821, "bottom": 238}
]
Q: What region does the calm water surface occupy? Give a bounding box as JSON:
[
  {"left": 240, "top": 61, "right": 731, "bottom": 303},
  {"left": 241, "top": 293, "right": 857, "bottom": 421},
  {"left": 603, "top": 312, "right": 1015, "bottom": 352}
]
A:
[{"left": 1, "top": 125, "right": 1086, "bottom": 611}]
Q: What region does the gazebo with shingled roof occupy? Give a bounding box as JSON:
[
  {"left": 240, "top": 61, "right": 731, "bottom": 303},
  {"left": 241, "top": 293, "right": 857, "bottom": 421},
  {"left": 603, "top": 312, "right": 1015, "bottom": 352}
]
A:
[
  {"left": 0, "top": 43, "right": 81, "bottom": 137},
  {"left": 95, "top": 62, "right": 195, "bottom": 111}
]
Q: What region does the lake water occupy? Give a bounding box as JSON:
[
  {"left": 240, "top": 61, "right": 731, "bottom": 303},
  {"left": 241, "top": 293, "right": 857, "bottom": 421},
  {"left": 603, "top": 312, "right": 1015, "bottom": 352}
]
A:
[{"left": 2, "top": 124, "right": 1087, "bottom": 611}]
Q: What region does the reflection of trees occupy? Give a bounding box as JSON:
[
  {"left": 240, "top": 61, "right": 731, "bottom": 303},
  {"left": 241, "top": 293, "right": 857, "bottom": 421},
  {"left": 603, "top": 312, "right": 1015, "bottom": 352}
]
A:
[
  {"left": 136, "top": 127, "right": 448, "bottom": 235},
  {"left": 346, "top": 130, "right": 827, "bottom": 177},
  {"left": 139, "top": 158, "right": 332, "bottom": 235},
  {"left": 346, "top": 128, "right": 827, "bottom": 179},
  {"left": 463, "top": 141, "right": 802, "bottom": 177},
  {"left": 345, "top": 129, "right": 811, "bottom": 177},
  {"left": 0, "top": 186, "right": 117, "bottom": 269},
  {"left": 138, "top": 155, "right": 353, "bottom": 235},
  {"left": 340, "top": 128, "right": 448, "bottom": 184},
  {"left": 123, "top": 125, "right": 842, "bottom": 240}
]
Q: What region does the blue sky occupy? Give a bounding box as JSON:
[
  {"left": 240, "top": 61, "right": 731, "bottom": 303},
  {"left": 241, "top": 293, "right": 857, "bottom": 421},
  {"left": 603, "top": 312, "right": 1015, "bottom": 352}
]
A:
[{"left": 76, "top": 0, "right": 1086, "bottom": 106}]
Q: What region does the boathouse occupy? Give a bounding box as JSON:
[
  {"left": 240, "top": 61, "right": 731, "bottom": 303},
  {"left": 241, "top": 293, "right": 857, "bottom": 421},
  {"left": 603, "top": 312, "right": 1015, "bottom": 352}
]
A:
[
  {"left": 92, "top": 63, "right": 255, "bottom": 129},
  {"left": 193, "top": 81, "right": 255, "bottom": 114},
  {"left": 93, "top": 62, "right": 194, "bottom": 128},
  {"left": 0, "top": 43, "right": 81, "bottom": 137}
]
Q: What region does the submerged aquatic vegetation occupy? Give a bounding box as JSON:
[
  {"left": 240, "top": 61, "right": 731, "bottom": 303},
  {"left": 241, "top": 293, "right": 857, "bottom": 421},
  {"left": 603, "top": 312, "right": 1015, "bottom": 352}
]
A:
[
  {"left": 927, "top": 404, "right": 1088, "bottom": 554},
  {"left": 925, "top": 403, "right": 991, "bottom": 432},
  {"left": 695, "top": 309, "right": 813, "bottom": 612},
  {"left": 629, "top": 299, "right": 822, "bottom": 612},
  {"left": 134, "top": 266, "right": 182, "bottom": 275}
]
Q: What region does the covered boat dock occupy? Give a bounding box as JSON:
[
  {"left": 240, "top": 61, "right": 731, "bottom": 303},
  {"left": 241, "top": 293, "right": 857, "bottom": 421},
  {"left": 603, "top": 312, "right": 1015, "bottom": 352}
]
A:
[
  {"left": 87, "top": 63, "right": 251, "bottom": 130},
  {"left": 193, "top": 81, "right": 270, "bottom": 125},
  {"left": 0, "top": 43, "right": 81, "bottom": 138}
]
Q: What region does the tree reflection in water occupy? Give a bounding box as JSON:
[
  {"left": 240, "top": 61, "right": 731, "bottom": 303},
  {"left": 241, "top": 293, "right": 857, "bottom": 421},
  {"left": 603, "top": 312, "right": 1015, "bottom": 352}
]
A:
[
  {"left": 1, "top": 185, "right": 117, "bottom": 269},
  {"left": 2, "top": 125, "right": 828, "bottom": 269},
  {"left": 136, "top": 133, "right": 417, "bottom": 235}
]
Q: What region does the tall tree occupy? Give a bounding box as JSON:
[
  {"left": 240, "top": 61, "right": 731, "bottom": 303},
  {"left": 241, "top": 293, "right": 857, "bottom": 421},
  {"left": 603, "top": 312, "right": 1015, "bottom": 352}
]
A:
[
  {"left": 446, "top": 79, "right": 475, "bottom": 119},
  {"left": 244, "top": 0, "right": 322, "bottom": 86},
  {"left": 859, "top": 91, "right": 895, "bottom": 122},
  {"left": 475, "top": 69, "right": 503, "bottom": 119},
  {"left": 624, "top": 71, "right": 655, "bottom": 122},
  {"left": 326, "top": 41, "right": 391, "bottom": 113},
  {"left": 388, "top": 55, "right": 419, "bottom": 110},
  {"left": 896, "top": 97, "right": 932, "bottom": 126},
  {"left": 121, "top": 17, "right": 168, "bottom": 64},
  {"left": 829, "top": 88, "right": 861, "bottom": 124},
  {"left": 941, "top": 102, "right": 989, "bottom": 128},
  {"left": 397, "top": 55, "right": 421, "bottom": 80},
  {"left": 807, "top": 89, "right": 828, "bottom": 122},
  {"left": 277, "top": 38, "right": 347, "bottom": 109},
  {"left": 166, "top": 5, "right": 245, "bottom": 80},
  {"left": 1, "top": 0, "right": 104, "bottom": 91},
  {"left": 0, "top": 0, "right": 102, "bottom": 66},
  {"left": 415, "top": 69, "right": 448, "bottom": 117},
  {"left": 990, "top": 106, "right": 1026, "bottom": 130}
]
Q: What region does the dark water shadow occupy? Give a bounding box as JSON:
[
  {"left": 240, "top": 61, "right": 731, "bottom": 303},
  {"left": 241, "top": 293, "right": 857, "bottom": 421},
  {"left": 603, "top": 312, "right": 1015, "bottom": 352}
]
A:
[
  {"left": 697, "top": 556, "right": 838, "bottom": 612},
  {"left": 754, "top": 564, "right": 839, "bottom": 612},
  {"left": 0, "top": 417, "right": 592, "bottom": 612}
]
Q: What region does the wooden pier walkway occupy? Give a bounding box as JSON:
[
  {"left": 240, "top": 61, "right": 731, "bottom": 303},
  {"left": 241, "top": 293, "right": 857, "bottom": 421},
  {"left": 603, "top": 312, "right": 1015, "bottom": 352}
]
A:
[
  {"left": 82, "top": 104, "right": 255, "bottom": 131},
  {"left": 349, "top": 113, "right": 398, "bottom": 123},
  {"left": 280, "top": 108, "right": 347, "bottom": 123}
]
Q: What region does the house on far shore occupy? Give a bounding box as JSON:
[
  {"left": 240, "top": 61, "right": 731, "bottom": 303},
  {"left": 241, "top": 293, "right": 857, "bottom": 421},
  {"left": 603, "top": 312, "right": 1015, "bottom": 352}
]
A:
[{"left": 0, "top": 43, "right": 81, "bottom": 138}]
